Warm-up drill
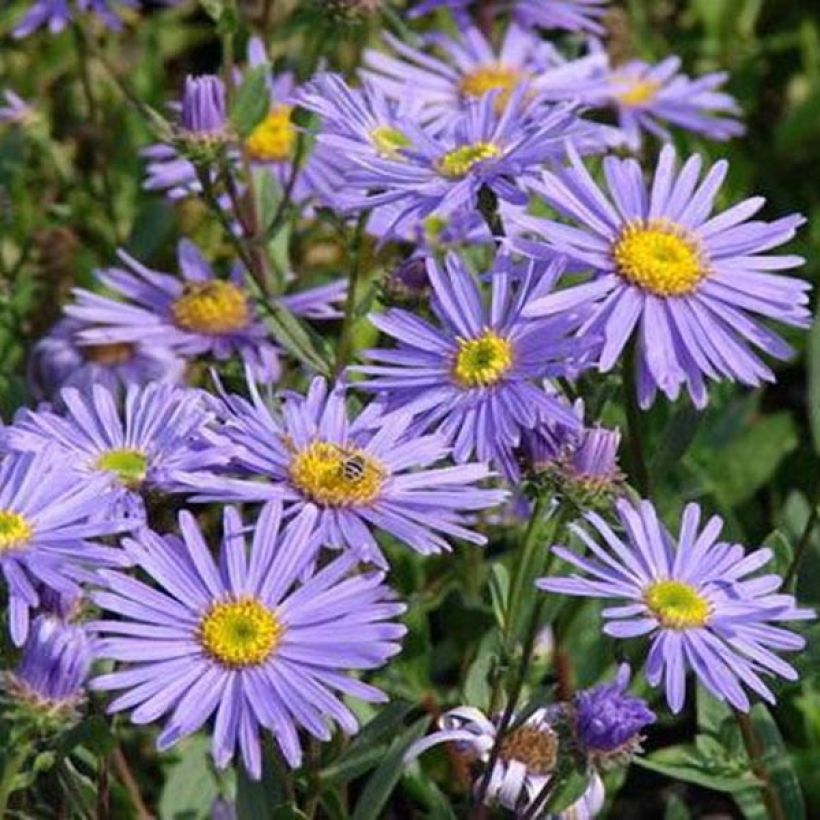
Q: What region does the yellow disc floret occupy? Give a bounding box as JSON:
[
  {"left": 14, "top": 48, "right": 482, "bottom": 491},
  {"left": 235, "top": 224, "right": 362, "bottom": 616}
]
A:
[
  {"left": 460, "top": 64, "right": 521, "bottom": 111},
  {"left": 0, "top": 510, "right": 32, "bottom": 552},
  {"left": 245, "top": 105, "right": 296, "bottom": 162},
  {"left": 437, "top": 142, "right": 501, "bottom": 179},
  {"left": 453, "top": 330, "right": 513, "bottom": 388},
  {"left": 616, "top": 79, "right": 661, "bottom": 108},
  {"left": 199, "top": 597, "right": 283, "bottom": 667},
  {"left": 613, "top": 220, "right": 706, "bottom": 297},
  {"left": 645, "top": 580, "right": 710, "bottom": 629},
  {"left": 171, "top": 281, "right": 250, "bottom": 334},
  {"left": 289, "top": 441, "right": 384, "bottom": 507},
  {"left": 96, "top": 449, "right": 149, "bottom": 487},
  {"left": 371, "top": 125, "right": 411, "bottom": 158}
]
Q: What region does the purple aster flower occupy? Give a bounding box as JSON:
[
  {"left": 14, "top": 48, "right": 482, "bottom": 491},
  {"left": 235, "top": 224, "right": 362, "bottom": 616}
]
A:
[
  {"left": 356, "top": 253, "right": 583, "bottom": 479},
  {"left": 180, "top": 74, "right": 228, "bottom": 138},
  {"left": 406, "top": 706, "right": 606, "bottom": 815},
  {"left": 581, "top": 55, "right": 744, "bottom": 150},
  {"left": 573, "top": 665, "right": 654, "bottom": 766},
  {"left": 28, "top": 317, "right": 184, "bottom": 401},
  {"left": 408, "top": 0, "right": 469, "bottom": 17},
  {"left": 362, "top": 23, "right": 606, "bottom": 133},
  {"left": 12, "top": 0, "right": 139, "bottom": 38},
  {"left": 335, "top": 89, "right": 598, "bottom": 234},
  {"left": 0, "top": 90, "right": 35, "bottom": 125},
  {"left": 518, "top": 146, "right": 811, "bottom": 407},
  {"left": 185, "top": 376, "right": 505, "bottom": 566},
  {"left": 65, "top": 240, "right": 280, "bottom": 380},
  {"left": 0, "top": 449, "right": 128, "bottom": 646},
  {"left": 89, "top": 502, "right": 406, "bottom": 777},
  {"left": 513, "top": 0, "right": 608, "bottom": 34},
  {"left": 538, "top": 499, "right": 815, "bottom": 713},
  {"left": 5, "top": 615, "right": 92, "bottom": 713},
  {"left": 3, "top": 383, "right": 232, "bottom": 521}
]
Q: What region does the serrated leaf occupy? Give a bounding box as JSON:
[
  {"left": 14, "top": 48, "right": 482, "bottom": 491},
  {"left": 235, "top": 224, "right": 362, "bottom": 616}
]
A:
[{"left": 230, "top": 65, "right": 270, "bottom": 138}]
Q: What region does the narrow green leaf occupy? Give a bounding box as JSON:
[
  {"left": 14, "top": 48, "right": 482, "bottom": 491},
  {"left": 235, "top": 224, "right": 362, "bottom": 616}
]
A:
[
  {"left": 808, "top": 308, "right": 820, "bottom": 453},
  {"left": 634, "top": 755, "right": 760, "bottom": 794},
  {"left": 230, "top": 65, "right": 270, "bottom": 138},
  {"left": 159, "top": 735, "right": 221, "bottom": 820},
  {"left": 650, "top": 401, "right": 703, "bottom": 479}
]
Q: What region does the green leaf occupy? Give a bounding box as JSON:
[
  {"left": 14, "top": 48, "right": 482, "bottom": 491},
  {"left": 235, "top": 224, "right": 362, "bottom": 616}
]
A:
[
  {"left": 259, "top": 302, "right": 333, "bottom": 377},
  {"left": 808, "top": 308, "right": 820, "bottom": 453},
  {"left": 235, "top": 748, "right": 287, "bottom": 820},
  {"left": 663, "top": 794, "right": 691, "bottom": 820},
  {"left": 763, "top": 530, "right": 794, "bottom": 580},
  {"left": 546, "top": 770, "right": 590, "bottom": 814},
  {"left": 59, "top": 715, "right": 116, "bottom": 758},
  {"left": 159, "top": 735, "right": 221, "bottom": 820},
  {"left": 650, "top": 401, "right": 704, "bottom": 480},
  {"left": 350, "top": 715, "right": 430, "bottom": 820},
  {"left": 230, "top": 65, "right": 270, "bottom": 138},
  {"left": 635, "top": 754, "right": 759, "bottom": 794}
]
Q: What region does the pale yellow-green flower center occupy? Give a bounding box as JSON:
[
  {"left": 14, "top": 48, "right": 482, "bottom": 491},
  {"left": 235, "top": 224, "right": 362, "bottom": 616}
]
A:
[
  {"left": 0, "top": 510, "right": 32, "bottom": 552},
  {"left": 199, "top": 598, "right": 283, "bottom": 667},
  {"left": 645, "top": 580, "right": 710, "bottom": 629},
  {"left": 613, "top": 221, "right": 705, "bottom": 297},
  {"left": 245, "top": 105, "right": 296, "bottom": 162},
  {"left": 437, "top": 142, "right": 501, "bottom": 179},
  {"left": 96, "top": 449, "right": 149, "bottom": 487},
  {"left": 460, "top": 64, "right": 521, "bottom": 111},
  {"left": 370, "top": 125, "right": 411, "bottom": 158},
  {"left": 616, "top": 79, "right": 661, "bottom": 107},
  {"left": 289, "top": 441, "right": 384, "bottom": 507},
  {"left": 171, "top": 281, "right": 250, "bottom": 334},
  {"left": 453, "top": 331, "right": 513, "bottom": 388}
]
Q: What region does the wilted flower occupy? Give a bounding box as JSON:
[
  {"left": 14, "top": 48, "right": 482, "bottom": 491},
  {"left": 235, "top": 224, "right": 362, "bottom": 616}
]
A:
[
  {"left": 538, "top": 499, "right": 815, "bottom": 713},
  {"left": 90, "top": 503, "right": 406, "bottom": 777}
]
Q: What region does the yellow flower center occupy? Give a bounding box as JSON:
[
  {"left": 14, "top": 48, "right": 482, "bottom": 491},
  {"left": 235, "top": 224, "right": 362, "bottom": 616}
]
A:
[
  {"left": 83, "top": 342, "right": 135, "bottom": 366},
  {"left": 460, "top": 64, "right": 521, "bottom": 112},
  {"left": 199, "top": 597, "right": 283, "bottom": 667},
  {"left": 289, "top": 441, "right": 384, "bottom": 507},
  {"left": 498, "top": 725, "right": 558, "bottom": 776},
  {"left": 613, "top": 220, "right": 706, "bottom": 297},
  {"left": 245, "top": 105, "right": 296, "bottom": 162},
  {"left": 645, "top": 580, "right": 710, "bottom": 629},
  {"left": 437, "top": 142, "right": 501, "bottom": 179},
  {"left": 96, "top": 449, "right": 149, "bottom": 487},
  {"left": 0, "top": 510, "right": 32, "bottom": 552},
  {"left": 370, "top": 125, "right": 411, "bottom": 158},
  {"left": 453, "top": 330, "right": 513, "bottom": 388},
  {"left": 616, "top": 79, "right": 661, "bottom": 107},
  {"left": 171, "top": 281, "right": 250, "bottom": 334}
]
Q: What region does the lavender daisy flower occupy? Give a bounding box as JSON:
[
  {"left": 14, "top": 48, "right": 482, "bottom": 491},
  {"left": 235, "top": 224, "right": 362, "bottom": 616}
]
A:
[
  {"left": 3, "top": 383, "right": 231, "bottom": 520},
  {"left": 0, "top": 450, "right": 128, "bottom": 645},
  {"left": 0, "top": 90, "right": 35, "bottom": 126},
  {"left": 519, "top": 146, "right": 810, "bottom": 407},
  {"left": 89, "top": 503, "right": 406, "bottom": 777},
  {"left": 538, "top": 499, "right": 815, "bottom": 713},
  {"left": 188, "top": 376, "right": 505, "bottom": 566},
  {"left": 66, "top": 240, "right": 280, "bottom": 380},
  {"left": 582, "top": 56, "right": 744, "bottom": 150},
  {"left": 406, "top": 706, "right": 606, "bottom": 816},
  {"left": 5, "top": 615, "right": 92, "bottom": 716},
  {"left": 12, "top": 0, "right": 141, "bottom": 38},
  {"left": 28, "top": 317, "right": 184, "bottom": 401},
  {"left": 513, "top": 0, "right": 608, "bottom": 34},
  {"left": 573, "top": 665, "right": 654, "bottom": 767},
  {"left": 180, "top": 74, "right": 229, "bottom": 139},
  {"left": 356, "top": 253, "right": 583, "bottom": 479},
  {"left": 362, "top": 23, "right": 605, "bottom": 132}
]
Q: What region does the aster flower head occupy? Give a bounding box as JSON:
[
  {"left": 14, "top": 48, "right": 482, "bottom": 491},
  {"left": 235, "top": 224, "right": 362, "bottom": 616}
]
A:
[
  {"left": 573, "top": 664, "right": 654, "bottom": 767},
  {"left": 28, "top": 317, "right": 184, "bottom": 401},
  {"left": 582, "top": 55, "right": 744, "bottom": 150},
  {"left": 0, "top": 449, "right": 129, "bottom": 646},
  {"left": 3, "top": 383, "right": 231, "bottom": 520},
  {"left": 90, "top": 503, "right": 406, "bottom": 777},
  {"left": 362, "top": 22, "right": 606, "bottom": 133},
  {"left": 538, "top": 499, "right": 815, "bottom": 713},
  {"left": 519, "top": 146, "right": 810, "bottom": 408},
  {"left": 406, "top": 706, "right": 606, "bottom": 816},
  {"left": 513, "top": 0, "right": 608, "bottom": 34},
  {"left": 357, "top": 253, "right": 584, "bottom": 479},
  {"left": 5, "top": 615, "right": 92, "bottom": 719},
  {"left": 187, "top": 376, "right": 505, "bottom": 566},
  {"left": 180, "top": 74, "right": 229, "bottom": 140}
]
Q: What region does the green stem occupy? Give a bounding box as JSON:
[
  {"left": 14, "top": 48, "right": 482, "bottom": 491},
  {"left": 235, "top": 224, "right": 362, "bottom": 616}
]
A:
[
  {"left": 334, "top": 214, "right": 367, "bottom": 376},
  {"left": 734, "top": 709, "right": 787, "bottom": 820},
  {"left": 0, "top": 745, "right": 29, "bottom": 817},
  {"left": 622, "top": 346, "right": 651, "bottom": 498},
  {"left": 783, "top": 486, "right": 820, "bottom": 590}
]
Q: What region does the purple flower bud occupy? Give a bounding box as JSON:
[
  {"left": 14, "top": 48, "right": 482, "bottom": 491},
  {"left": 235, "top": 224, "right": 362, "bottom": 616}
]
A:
[{"left": 180, "top": 75, "right": 228, "bottom": 137}]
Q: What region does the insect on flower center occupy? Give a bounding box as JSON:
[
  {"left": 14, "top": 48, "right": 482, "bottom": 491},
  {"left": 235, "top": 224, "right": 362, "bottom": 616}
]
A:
[
  {"left": 460, "top": 64, "right": 521, "bottom": 112},
  {"left": 645, "top": 580, "right": 710, "bottom": 629},
  {"left": 199, "top": 597, "right": 283, "bottom": 667},
  {"left": 171, "top": 281, "right": 250, "bottom": 334},
  {"left": 498, "top": 725, "right": 558, "bottom": 776},
  {"left": 289, "top": 441, "right": 384, "bottom": 507},
  {"left": 616, "top": 79, "right": 661, "bottom": 107},
  {"left": 83, "top": 342, "right": 135, "bottom": 366},
  {"left": 245, "top": 105, "right": 296, "bottom": 162},
  {"left": 613, "top": 220, "right": 706, "bottom": 297},
  {"left": 437, "top": 142, "right": 501, "bottom": 179},
  {"left": 0, "top": 510, "right": 32, "bottom": 552},
  {"left": 96, "top": 449, "right": 149, "bottom": 487},
  {"left": 453, "top": 330, "right": 513, "bottom": 388},
  {"left": 370, "top": 125, "right": 411, "bottom": 158}
]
